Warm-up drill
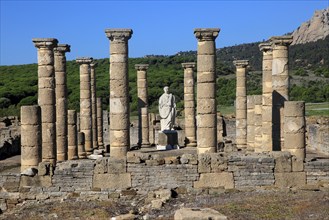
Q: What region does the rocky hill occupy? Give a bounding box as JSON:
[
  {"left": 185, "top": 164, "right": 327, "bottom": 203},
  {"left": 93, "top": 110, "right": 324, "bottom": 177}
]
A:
[{"left": 292, "top": 7, "right": 329, "bottom": 45}]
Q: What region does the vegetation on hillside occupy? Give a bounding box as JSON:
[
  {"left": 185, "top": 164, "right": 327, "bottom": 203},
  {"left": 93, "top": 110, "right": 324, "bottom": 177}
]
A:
[{"left": 0, "top": 36, "right": 328, "bottom": 117}]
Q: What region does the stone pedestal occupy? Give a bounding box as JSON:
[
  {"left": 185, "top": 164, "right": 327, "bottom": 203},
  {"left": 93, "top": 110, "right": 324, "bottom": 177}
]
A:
[
  {"left": 234, "top": 60, "right": 249, "bottom": 149},
  {"left": 254, "top": 95, "right": 263, "bottom": 152},
  {"left": 271, "top": 36, "right": 293, "bottom": 151},
  {"left": 135, "top": 64, "right": 150, "bottom": 148},
  {"left": 194, "top": 28, "right": 220, "bottom": 154},
  {"left": 90, "top": 62, "right": 98, "bottom": 150},
  {"left": 284, "top": 101, "right": 306, "bottom": 160},
  {"left": 76, "top": 57, "right": 93, "bottom": 155},
  {"left": 67, "top": 110, "right": 78, "bottom": 160},
  {"left": 157, "top": 130, "right": 178, "bottom": 150},
  {"left": 247, "top": 95, "right": 255, "bottom": 150},
  {"left": 21, "top": 106, "right": 41, "bottom": 172},
  {"left": 182, "top": 62, "right": 197, "bottom": 147},
  {"left": 105, "top": 28, "right": 133, "bottom": 158},
  {"left": 32, "top": 38, "right": 58, "bottom": 165},
  {"left": 259, "top": 43, "right": 273, "bottom": 152},
  {"left": 54, "top": 44, "right": 70, "bottom": 161},
  {"left": 97, "top": 98, "right": 104, "bottom": 149}
]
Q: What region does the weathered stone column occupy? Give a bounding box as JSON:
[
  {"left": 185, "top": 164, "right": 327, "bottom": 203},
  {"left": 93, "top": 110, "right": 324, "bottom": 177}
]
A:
[
  {"left": 284, "top": 101, "right": 306, "bottom": 160},
  {"left": 105, "top": 29, "right": 133, "bottom": 157},
  {"left": 21, "top": 106, "right": 41, "bottom": 172},
  {"left": 135, "top": 64, "right": 150, "bottom": 148},
  {"left": 194, "top": 28, "right": 220, "bottom": 153},
  {"left": 271, "top": 36, "right": 293, "bottom": 150},
  {"left": 54, "top": 44, "right": 70, "bottom": 161},
  {"left": 97, "top": 98, "right": 104, "bottom": 149},
  {"left": 77, "top": 132, "right": 87, "bottom": 159},
  {"left": 67, "top": 110, "right": 78, "bottom": 160},
  {"left": 90, "top": 62, "right": 98, "bottom": 151},
  {"left": 76, "top": 57, "right": 93, "bottom": 155},
  {"left": 246, "top": 95, "right": 255, "bottom": 150},
  {"left": 32, "top": 38, "right": 58, "bottom": 164},
  {"left": 259, "top": 43, "right": 273, "bottom": 151},
  {"left": 254, "top": 95, "right": 263, "bottom": 152},
  {"left": 182, "top": 62, "right": 197, "bottom": 147},
  {"left": 149, "top": 113, "right": 156, "bottom": 146},
  {"left": 233, "top": 60, "right": 249, "bottom": 149}
]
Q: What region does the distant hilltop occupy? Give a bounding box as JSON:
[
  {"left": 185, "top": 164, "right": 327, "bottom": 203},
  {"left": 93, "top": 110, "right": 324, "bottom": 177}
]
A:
[{"left": 292, "top": 7, "right": 329, "bottom": 45}]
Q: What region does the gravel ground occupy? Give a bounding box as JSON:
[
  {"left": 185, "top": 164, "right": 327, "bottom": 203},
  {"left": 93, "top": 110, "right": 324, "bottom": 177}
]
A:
[{"left": 1, "top": 188, "right": 329, "bottom": 220}]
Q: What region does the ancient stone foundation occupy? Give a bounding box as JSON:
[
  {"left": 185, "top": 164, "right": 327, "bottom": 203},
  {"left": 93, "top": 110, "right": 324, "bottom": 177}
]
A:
[{"left": 1, "top": 150, "right": 328, "bottom": 212}]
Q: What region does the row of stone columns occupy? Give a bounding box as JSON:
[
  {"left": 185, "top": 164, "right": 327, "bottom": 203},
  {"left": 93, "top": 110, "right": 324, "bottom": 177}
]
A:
[
  {"left": 21, "top": 38, "right": 107, "bottom": 171},
  {"left": 234, "top": 35, "right": 305, "bottom": 160}
]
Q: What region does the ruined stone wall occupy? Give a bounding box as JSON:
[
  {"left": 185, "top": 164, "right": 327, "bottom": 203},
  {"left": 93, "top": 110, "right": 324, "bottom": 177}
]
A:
[
  {"left": 1, "top": 151, "right": 329, "bottom": 212},
  {"left": 306, "top": 117, "right": 329, "bottom": 155},
  {"left": 0, "top": 117, "right": 20, "bottom": 159}
]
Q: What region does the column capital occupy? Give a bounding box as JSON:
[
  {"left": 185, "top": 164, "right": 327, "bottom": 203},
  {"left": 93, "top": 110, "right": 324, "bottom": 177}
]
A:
[
  {"left": 233, "top": 60, "right": 249, "bottom": 68},
  {"left": 194, "top": 28, "right": 220, "bottom": 41},
  {"left": 54, "top": 44, "right": 71, "bottom": 54},
  {"left": 76, "top": 57, "right": 93, "bottom": 64},
  {"left": 32, "top": 38, "right": 58, "bottom": 49},
  {"left": 181, "top": 62, "right": 196, "bottom": 69},
  {"left": 135, "top": 64, "right": 149, "bottom": 71},
  {"left": 259, "top": 42, "right": 272, "bottom": 53},
  {"left": 90, "top": 62, "right": 98, "bottom": 68},
  {"left": 105, "top": 29, "right": 133, "bottom": 42},
  {"left": 270, "top": 36, "right": 293, "bottom": 47}
]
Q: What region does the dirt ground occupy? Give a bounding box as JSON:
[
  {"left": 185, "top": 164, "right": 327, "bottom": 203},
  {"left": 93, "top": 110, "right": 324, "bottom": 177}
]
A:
[{"left": 1, "top": 189, "right": 329, "bottom": 220}]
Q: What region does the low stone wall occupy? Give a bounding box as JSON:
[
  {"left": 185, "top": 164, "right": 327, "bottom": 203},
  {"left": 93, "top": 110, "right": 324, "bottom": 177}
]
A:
[{"left": 1, "top": 150, "right": 329, "bottom": 213}]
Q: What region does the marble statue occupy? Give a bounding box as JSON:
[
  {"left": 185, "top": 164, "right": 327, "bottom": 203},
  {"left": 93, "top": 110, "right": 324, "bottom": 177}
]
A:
[{"left": 159, "top": 86, "right": 176, "bottom": 131}]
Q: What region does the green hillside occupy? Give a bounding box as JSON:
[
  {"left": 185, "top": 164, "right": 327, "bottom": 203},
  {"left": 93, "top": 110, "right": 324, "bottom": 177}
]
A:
[{"left": 0, "top": 36, "right": 328, "bottom": 117}]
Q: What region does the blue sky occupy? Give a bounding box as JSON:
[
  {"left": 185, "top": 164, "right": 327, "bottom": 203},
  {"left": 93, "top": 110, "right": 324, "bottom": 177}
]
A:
[{"left": 0, "top": 0, "right": 328, "bottom": 65}]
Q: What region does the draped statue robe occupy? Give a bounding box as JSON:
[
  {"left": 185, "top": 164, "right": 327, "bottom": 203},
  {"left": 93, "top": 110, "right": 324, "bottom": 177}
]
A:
[{"left": 159, "top": 93, "right": 176, "bottom": 131}]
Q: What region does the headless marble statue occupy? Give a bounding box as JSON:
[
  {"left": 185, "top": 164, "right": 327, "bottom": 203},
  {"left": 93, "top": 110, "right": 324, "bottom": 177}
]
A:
[{"left": 159, "top": 86, "right": 176, "bottom": 131}]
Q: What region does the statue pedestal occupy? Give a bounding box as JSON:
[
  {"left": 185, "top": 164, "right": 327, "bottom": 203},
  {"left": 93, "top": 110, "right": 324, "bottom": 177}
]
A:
[{"left": 157, "top": 130, "right": 179, "bottom": 150}]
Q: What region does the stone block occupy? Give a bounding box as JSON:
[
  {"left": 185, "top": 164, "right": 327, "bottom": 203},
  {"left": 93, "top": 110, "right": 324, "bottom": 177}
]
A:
[
  {"left": 272, "top": 152, "right": 292, "bottom": 172},
  {"left": 174, "top": 208, "right": 227, "bottom": 220},
  {"left": 93, "top": 173, "right": 131, "bottom": 190},
  {"left": 108, "top": 158, "right": 127, "bottom": 173},
  {"left": 275, "top": 172, "right": 306, "bottom": 188},
  {"left": 194, "top": 172, "right": 234, "bottom": 189},
  {"left": 211, "top": 153, "right": 228, "bottom": 172},
  {"left": 198, "top": 154, "right": 211, "bottom": 173},
  {"left": 94, "top": 158, "right": 108, "bottom": 174},
  {"left": 158, "top": 130, "right": 178, "bottom": 147},
  {"left": 292, "top": 156, "right": 304, "bottom": 172},
  {"left": 181, "top": 154, "right": 198, "bottom": 165}
]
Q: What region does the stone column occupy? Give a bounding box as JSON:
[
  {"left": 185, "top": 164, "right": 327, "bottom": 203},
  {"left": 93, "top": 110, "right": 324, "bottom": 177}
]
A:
[
  {"left": 97, "top": 98, "right": 104, "bottom": 149},
  {"left": 233, "top": 60, "right": 249, "bottom": 149},
  {"left": 284, "top": 101, "right": 306, "bottom": 160},
  {"left": 90, "top": 62, "right": 98, "bottom": 151},
  {"left": 32, "top": 38, "right": 58, "bottom": 165},
  {"left": 77, "top": 132, "right": 87, "bottom": 159},
  {"left": 194, "top": 28, "right": 220, "bottom": 154},
  {"left": 105, "top": 29, "right": 133, "bottom": 157},
  {"left": 182, "top": 62, "right": 197, "bottom": 147},
  {"left": 76, "top": 57, "right": 93, "bottom": 155},
  {"left": 54, "top": 44, "right": 70, "bottom": 161},
  {"left": 67, "top": 110, "right": 78, "bottom": 160},
  {"left": 259, "top": 42, "right": 273, "bottom": 151},
  {"left": 254, "top": 95, "right": 263, "bottom": 152},
  {"left": 21, "top": 105, "right": 41, "bottom": 172},
  {"left": 149, "top": 113, "right": 156, "bottom": 146},
  {"left": 135, "top": 64, "right": 150, "bottom": 148},
  {"left": 271, "top": 36, "right": 293, "bottom": 151},
  {"left": 246, "top": 95, "right": 255, "bottom": 150}
]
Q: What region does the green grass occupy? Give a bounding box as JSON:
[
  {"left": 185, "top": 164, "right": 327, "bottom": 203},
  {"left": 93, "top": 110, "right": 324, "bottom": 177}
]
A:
[{"left": 305, "top": 102, "right": 329, "bottom": 116}]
